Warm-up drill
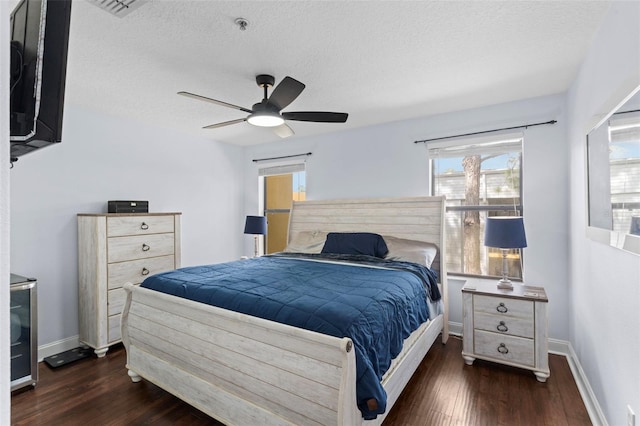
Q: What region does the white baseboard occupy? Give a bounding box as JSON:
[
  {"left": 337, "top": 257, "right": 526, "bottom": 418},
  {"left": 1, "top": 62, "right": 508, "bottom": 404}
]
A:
[
  {"left": 37, "top": 335, "right": 80, "bottom": 362},
  {"left": 562, "top": 341, "right": 608, "bottom": 426},
  {"left": 448, "top": 321, "right": 463, "bottom": 337},
  {"left": 449, "top": 322, "right": 606, "bottom": 426},
  {"left": 541, "top": 338, "right": 606, "bottom": 425}
]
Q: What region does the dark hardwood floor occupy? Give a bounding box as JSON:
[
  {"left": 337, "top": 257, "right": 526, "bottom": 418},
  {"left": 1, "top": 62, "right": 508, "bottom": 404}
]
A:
[{"left": 11, "top": 336, "right": 591, "bottom": 425}]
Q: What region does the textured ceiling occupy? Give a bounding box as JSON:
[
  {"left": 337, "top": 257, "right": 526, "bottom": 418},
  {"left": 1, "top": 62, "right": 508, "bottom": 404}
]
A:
[{"left": 61, "top": 0, "right": 611, "bottom": 146}]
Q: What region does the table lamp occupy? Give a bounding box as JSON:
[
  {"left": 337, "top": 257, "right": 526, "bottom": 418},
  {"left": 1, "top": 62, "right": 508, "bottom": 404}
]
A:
[
  {"left": 244, "top": 215, "right": 267, "bottom": 257},
  {"left": 484, "top": 216, "right": 527, "bottom": 290}
]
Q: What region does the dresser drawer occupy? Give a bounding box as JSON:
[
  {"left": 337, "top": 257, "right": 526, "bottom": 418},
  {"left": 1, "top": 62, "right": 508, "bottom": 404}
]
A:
[
  {"left": 108, "top": 287, "right": 127, "bottom": 317},
  {"left": 474, "top": 295, "right": 533, "bottom": 321},
  {"left": 108, "top": 314, "right": 121, "bottom": 343},
  {"left": 107, "top": 233, "right": 175, "bottom": 263},
  {"left": 107, "top": 255, "right": 175, "bottom": 290},
  {"left": 474, "top": 330, "right": 534, "bottom": 367},
  {"left": 107, "top": 215, "right": 175, "bottom": 237},
  {"left": 474, "top": 311, "right": 534, "bottom": 338},
  {"left": 108, "top": 283, "right": 150, "bottom": 317}
]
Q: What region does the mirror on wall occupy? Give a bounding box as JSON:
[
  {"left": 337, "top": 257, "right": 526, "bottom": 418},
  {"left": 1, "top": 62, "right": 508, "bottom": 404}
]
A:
[{"left": 587, "top": 85, "right": 640, "bottom": 254}]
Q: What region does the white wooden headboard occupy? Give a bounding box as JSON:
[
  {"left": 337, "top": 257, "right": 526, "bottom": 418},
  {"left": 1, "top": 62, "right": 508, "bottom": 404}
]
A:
[
  {"left": 288, "top": 196, "right": 449, "bottom": 338},
  {"left": 289, "top": 196, "right": 446, "bottom": 274}
]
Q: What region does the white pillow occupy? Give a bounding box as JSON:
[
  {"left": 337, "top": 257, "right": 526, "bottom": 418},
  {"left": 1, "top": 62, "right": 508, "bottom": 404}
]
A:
[
  {"left": 383, "top": 236, "right": 438, "bottom": 267},
  {"left": 284, "top": 230, "right": 328, "bottom": 253}
]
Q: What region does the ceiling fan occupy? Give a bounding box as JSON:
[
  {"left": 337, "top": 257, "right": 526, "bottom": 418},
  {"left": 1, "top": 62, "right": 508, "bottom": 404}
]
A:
[{"left": 178, "top": 74, "right": 348, "bottom": 138}]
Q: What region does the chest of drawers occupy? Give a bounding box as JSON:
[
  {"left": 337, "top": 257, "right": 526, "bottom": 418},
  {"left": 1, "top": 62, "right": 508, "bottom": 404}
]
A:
[
  {"left": 78, "top": 212, "right": 181, "bottom": 357},
  {"left": 461, "top": 281, "right": 549, "bottom": 382}
]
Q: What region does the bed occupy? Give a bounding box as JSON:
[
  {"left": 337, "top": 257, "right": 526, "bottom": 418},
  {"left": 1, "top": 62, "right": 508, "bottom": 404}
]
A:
[{"left": 121, "top": 196, "right": 449, "bottom": 425}]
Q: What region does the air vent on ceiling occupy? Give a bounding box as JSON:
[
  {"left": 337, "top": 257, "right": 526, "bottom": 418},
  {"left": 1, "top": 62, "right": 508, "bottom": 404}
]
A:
[{"left": 88, "top": 0, "right": 148, "bottom": 18}]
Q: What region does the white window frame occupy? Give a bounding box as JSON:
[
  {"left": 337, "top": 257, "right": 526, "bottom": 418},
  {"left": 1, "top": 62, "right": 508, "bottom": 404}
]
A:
[
  {"left": 427, "top": 132, "right": 524, "bottom": 279},
  {"left": 258, "top": 162, "right": 306, "bottom": 254}
]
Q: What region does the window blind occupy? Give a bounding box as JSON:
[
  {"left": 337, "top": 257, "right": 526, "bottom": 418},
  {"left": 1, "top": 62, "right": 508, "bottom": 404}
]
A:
[
  {"left": 609, "top": 112, "right": 640, "bottom": 143},
  {"left": 258, "top": 163, "right": 305, "bottom": 177},
  {"left": 426, "top": 132, "right": 523, "bottom": 159}
]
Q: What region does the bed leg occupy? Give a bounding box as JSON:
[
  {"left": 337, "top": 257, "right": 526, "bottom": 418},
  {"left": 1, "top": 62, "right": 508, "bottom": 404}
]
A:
[{"left": 128, "top": 370, "right": 142, "bottom": 383}]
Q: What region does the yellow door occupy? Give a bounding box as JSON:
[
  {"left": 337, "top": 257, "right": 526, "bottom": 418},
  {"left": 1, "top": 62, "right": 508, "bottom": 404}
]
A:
[{"left": 264, "top": 173, "right": 306, "bottom": 253}]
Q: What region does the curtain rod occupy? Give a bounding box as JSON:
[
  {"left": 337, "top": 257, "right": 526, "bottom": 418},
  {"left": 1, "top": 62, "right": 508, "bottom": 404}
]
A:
[
  {"left": 252, "top": 152, "right": 312, "bottom": 163},
  {"left": 413, "top": 120, "right": 557, "bottom": 144},
  {"left": 613, "top": 109, "right": 640, "bottom": 116}
]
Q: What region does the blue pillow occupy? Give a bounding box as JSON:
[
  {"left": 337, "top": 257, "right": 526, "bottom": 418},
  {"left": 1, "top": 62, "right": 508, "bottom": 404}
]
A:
[{"left": 321, "top": 232, "right": 389, "bottom": 258}]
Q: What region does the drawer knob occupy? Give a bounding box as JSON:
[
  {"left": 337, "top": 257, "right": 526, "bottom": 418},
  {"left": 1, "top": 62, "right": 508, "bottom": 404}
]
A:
[
  {"left": 497, "top": 343, "right": 509, "bottom": 354},
  {"left": 142, "top": 244, "right": 150, "bottom": 252},
  {"left": 496, "top": 302, "right": 508, "bottom": 313},
  {"left": 140, "top": 222, "right": 149, "bottom": 230},
  {"left": 141, "top": 267, "right": 150, "bottom": 276},
  {"left": 496, "top": 321, "right": 508, "bottom": 332}
]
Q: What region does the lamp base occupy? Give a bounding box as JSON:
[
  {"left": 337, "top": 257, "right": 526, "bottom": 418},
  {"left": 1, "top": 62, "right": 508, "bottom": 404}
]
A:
[
  {"left": 497, "top": 278, "right": 513, "bottom": 290},
  {"left": 497, "top": 249, "right": 513, "bottom": 290},
  {"left": 253, "top": 235, "right": 259, "bottom": 258}
]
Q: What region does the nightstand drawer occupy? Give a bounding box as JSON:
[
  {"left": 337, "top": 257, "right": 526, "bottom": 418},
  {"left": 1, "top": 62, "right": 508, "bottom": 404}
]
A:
[
  {"left": 107, "top": 233, "right": 175, "bottom": 263},
  {"left": 474, "top": 330, "right": 534, "bottom": 367},
  {"left": 107, "top": 215, "right": 175, "bottom": 237},
  {"left": 474, "top": 311, "right": 534, "bottom": 338},
  {"left": 474, "top": 295, "right": 533, "bottom": 321},
  {"left": 107, "top": 255, "right": 175, "bottom": 290}
]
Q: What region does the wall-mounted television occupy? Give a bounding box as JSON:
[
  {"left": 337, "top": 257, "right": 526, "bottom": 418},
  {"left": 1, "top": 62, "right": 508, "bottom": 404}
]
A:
[{"left": 10, "top": 0, "right": 72, "bottom": 159}]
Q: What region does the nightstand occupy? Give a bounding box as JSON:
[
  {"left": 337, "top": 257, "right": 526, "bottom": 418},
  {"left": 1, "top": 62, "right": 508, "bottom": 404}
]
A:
[{"left": 461, "top": 281, "right": 549, "bottom": 382}]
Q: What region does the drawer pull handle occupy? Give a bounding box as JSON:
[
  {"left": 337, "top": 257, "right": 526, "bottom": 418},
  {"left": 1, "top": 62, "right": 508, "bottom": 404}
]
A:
[
  {"left": 141, "top": 267, "right": 150, "bottom": 276},
  {"left": 142, "top": 244, "right": 150, "bottom": 252},
  {"left": 496, "top": 302, "right": 508, "bottom": 313},
  {"left": 140, "top": 222, "right": 149, "bottom": 230},
  {"left": 497, "top": 343, "right": 509, "bottom": 354},
  {"left": 496, "top": 321, "right": 508, "bottom": 332}
]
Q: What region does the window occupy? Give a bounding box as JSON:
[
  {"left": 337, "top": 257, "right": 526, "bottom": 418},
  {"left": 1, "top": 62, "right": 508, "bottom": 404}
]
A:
[
  {"left": 428, "top": 133, "right": 524, "bottom": 279},
  {"left": 608, "top": 112, "right": 640, "bottom": 235},
  {"left": 259, "top": 164, "right": 306, "bottom": 254},
  {"left": 588, "top": 110, "right": 640, "bottom": 234}
]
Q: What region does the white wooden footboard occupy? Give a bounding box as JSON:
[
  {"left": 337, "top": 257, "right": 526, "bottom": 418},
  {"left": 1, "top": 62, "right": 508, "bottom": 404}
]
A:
[
  {"left": 122, "top": 282, "right": 361, "bottom": 426},
  {"left": 122, "top": 282, "right": 443, "bottom": 426}
]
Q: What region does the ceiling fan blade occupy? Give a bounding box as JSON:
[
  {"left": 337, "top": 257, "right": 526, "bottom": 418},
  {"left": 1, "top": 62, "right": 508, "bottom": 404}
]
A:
[
  {"left": 282, "top": 111, "right": 348, "bottom": 123},
  {"left": 178, "top": 91, "right": 253, "bottom": 114},
  {"left": 202, "top": 118, "right": 247, "bottom": 129},
  {"left": 268, "top": 77, "right": 305, "bottom": 110},
  {"left": 271, "top": 123, "right": 295, "bottom": 138}
]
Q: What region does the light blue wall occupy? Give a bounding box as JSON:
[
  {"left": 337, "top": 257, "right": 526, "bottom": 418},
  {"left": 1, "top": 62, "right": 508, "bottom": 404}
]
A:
[
  {"left": 9, "top": 105, "right": 244, "bottom": 347},
  {"left": 243, "top": 93, "right": 570, "bottom": 339},
  {"left": 567, "top": 2, "right": 640, "bottom": 425}
]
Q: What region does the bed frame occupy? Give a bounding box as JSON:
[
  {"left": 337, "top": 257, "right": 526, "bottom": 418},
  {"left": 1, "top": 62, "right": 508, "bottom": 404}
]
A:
[{"left": 121, "top": 196, "right": 448, "bottom": 425}]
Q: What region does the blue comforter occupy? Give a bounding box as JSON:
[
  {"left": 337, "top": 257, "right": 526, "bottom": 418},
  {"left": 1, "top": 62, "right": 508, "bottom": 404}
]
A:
[{"left": 140, "top": 253, "right": 439, "bottom": 419}]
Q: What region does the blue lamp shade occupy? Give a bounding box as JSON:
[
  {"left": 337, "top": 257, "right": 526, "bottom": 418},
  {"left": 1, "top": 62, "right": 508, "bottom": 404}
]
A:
[
  {"left": 484, "top": 217, "right": 527, "bottom": 249},
  {"left": 244, "top": 216, "right": 267, "bottom": 235}
]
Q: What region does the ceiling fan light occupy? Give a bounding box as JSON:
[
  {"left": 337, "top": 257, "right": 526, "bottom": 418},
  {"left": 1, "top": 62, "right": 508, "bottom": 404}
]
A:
[{"left": 247, "top": 112, "right": 284, "bottom": 127}]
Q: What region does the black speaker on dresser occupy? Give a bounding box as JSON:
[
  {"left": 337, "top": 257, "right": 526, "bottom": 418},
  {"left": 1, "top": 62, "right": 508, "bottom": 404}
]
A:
[{"left": 107, "top": 200, "right": 149, "bottom": 214}]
